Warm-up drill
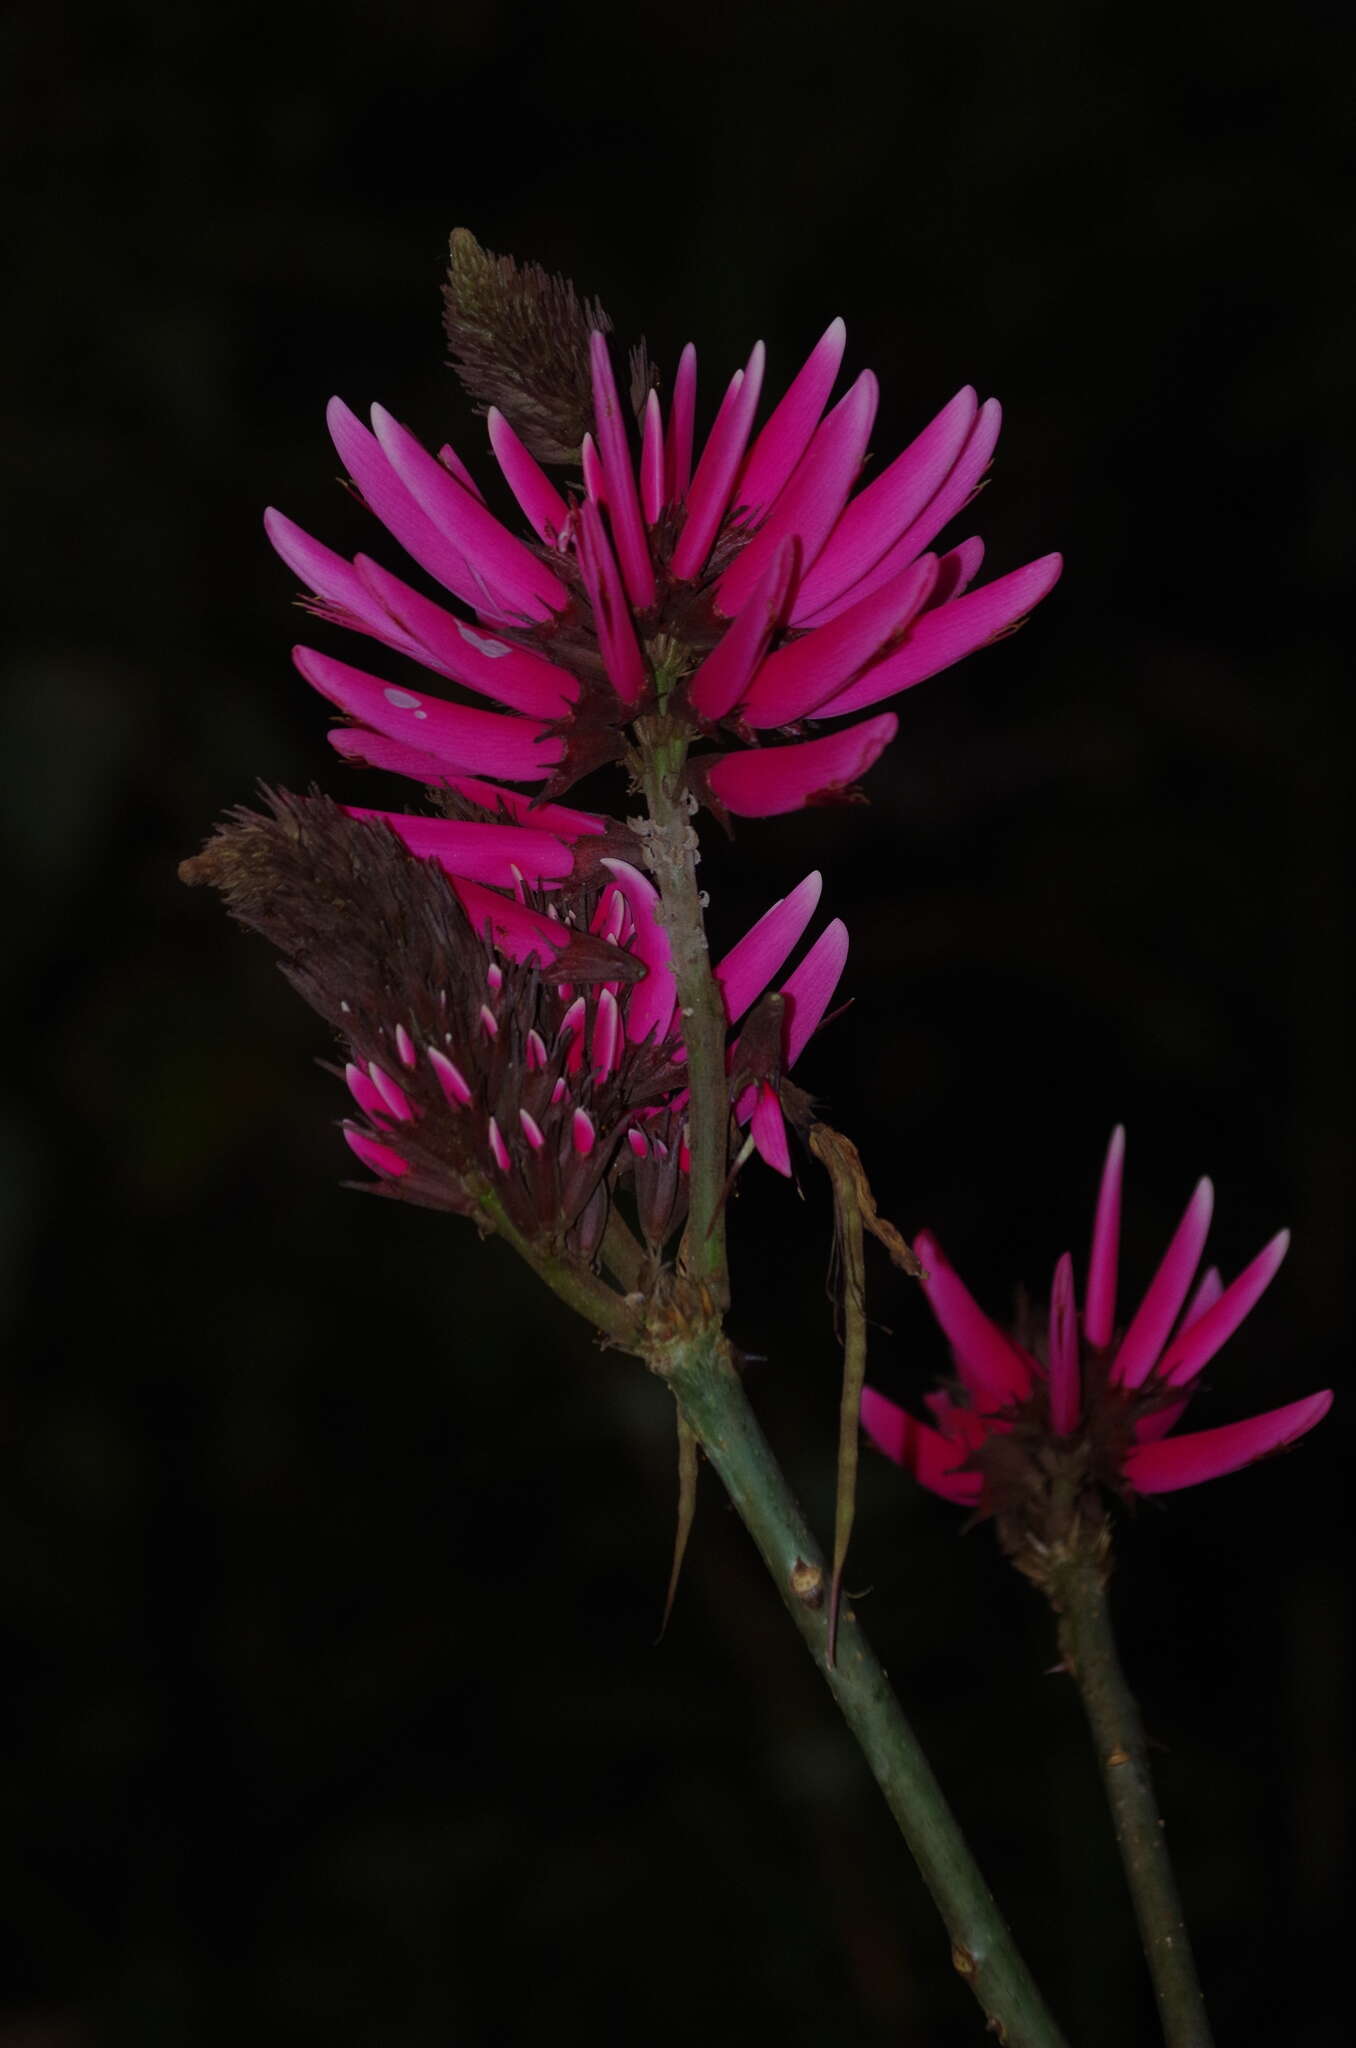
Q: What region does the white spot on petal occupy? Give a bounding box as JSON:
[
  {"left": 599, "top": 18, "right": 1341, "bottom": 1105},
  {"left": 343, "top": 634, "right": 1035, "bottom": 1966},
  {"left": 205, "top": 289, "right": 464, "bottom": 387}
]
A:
[
  {"left": 383, "top": 686, "right": 423, "bottom": 710},
  {"left": 456, "top": 623, "right": 511, "bottom": 659}
]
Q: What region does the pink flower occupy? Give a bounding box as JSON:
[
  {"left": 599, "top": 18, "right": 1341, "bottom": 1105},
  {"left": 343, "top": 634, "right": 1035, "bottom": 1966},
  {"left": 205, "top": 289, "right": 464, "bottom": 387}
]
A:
[
  {"left": 344, "top": 854, "right": 848, "bottom": 1216},
  {"left": 862, "top": 1128, "right": 1331, "bottom": 1511},
  {"left": 183, "top": 792, "right": 849, "bottom": 1248},
  {"left": 268, "top": 311, "right": 1059, "bottom": 819}
]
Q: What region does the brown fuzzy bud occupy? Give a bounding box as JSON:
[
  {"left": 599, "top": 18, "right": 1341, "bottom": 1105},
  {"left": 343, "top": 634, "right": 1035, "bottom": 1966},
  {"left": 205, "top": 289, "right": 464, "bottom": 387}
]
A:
[
  {"left": 181, "top": 789, "right": 684, "bottom": 1246},
  {"left": 443, "top": 228, "right": 612, "bottom": 465}
]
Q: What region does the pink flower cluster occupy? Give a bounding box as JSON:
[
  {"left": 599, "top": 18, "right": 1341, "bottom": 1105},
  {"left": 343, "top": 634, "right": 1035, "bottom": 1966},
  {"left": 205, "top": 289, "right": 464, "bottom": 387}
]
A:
[
  {"left": 343, "top": 853, "right": 846, "bottom": 1200},
  {"left": 267, "top": 320, "right": 1061, "bottom": 818},
  {"left": 863, "top": 1129, "right": 1332, "bottom": 1504}
]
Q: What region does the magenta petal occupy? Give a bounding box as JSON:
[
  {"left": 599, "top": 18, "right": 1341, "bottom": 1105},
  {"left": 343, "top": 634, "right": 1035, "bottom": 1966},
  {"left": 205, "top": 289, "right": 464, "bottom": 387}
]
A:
[
  {"left": 740, "top": 553, "right": 939, "bottom": 728},
  {"left": 750, "top": 1082, "right": 793, "bottom": 1176},
  {"left": 1124, "top": 1390, "right": 1333, "bottom": 1494},
  {"left": 715, "top": 369, "right": 879, "bottom": 616},
  {"left": 640, "top": 388, "right": 665, "bottom": 525},
  {"left": 295, "top": 647, "right": 562, "bottom": 782},
  {"left": 891, "top": 397, "right": 1004, "bottom": 561},
  {"left": 352, "top": 556, "right": 577, "bottom": 715},
  {"left": 1111, "top": 1177, "right": 1215, "bottom": 1389},
  {"left": 688, "top": 537, "right": 799, "bottom": 721},
  {"left": 1178, "top": 1264, "right": 1225, "bottom": 1333},
  {"left": 592, "top": 987, "right": 621, "bottom": 1076},
  {"left": 1048, "top": 1252, "right": 1080, "bottom": 1434},
  {"left": 486, "top": 408, "right": 569, "bottom": 543},
  {"left": 810, "top": 554, "right": 1065, "bottom": 718},
  {"left": 915, "top": 1229, "right": 1033, "bottom": 1409},
  {"left": 671, "top": 344, "right": 766, "bottom": 580},
  {"left": 343, "top": 1125, "right": 409, "bottom": 1178},
  {"left": 368, "top": 1061, "right": 414, "bottom": 1122},
  {"left": 328, "top": 726, "right": 462, "bottom": 782},
  {"left": 1084, "top": 1125, "right": 1125, "bottom": 1349},
  {"left": 571, "top": 1108, "right": 596, "bottom": 1156},
  {"left": 925, "top": 536, "right": 986, "bottom": 608},
  {"left": 264, "top": 509, "right": 427, "bottom": 664},
  {"left": 344, "top": 808, "right": 574, "bottom": 887},
  {"left": 705, "top": 712, "right": 897, "bottom": 818},
  {"left": 370, "top": 404, "right": 567, "bottom": 621},
  {"left": 576, "top": 499, "right": 647, "bottom": 704},
  {"left": 860, "top": 1385, "right": 982, "bottom": 1505},
  {"left": 665, "top": 342, "right": 698, "bottom": 502},
  {"left": 589, "top": 331, "right": 655, "bottom": 610},
  {"left": 780, "top": 917, "right": 849, "bottom": 1067},
  {"left": 792, "top": 386, "right": 979, "bottom": 619},
  {"left": 428, "top": 1046, "right": 472, "bottom": 1107},
  {"left": 327, "top": 398, "right": 486, "bottom": 610},
  {"left": 1160, "top": 1230, "right": 1291, "bottom": 1389},
  {"left": 599, "top": 857, "right": 677, "bottom": 1043},
  {"left": 798, "top": 398, "right": 1004, "bottom": 627},
  {"left": 715, "top": 871, "right": 823, "bottom": 1024},
  {"left": 345, "top": 1063, "right": 387, "bottom": 1119},
  {"left": 433, "top": 443, "right": 482, "bottom": 501},
  {"left": 581, "top": 432, "right": 607, "bottom": 504},
  {"left": 735, "top": 317, "right": 848, "bottom": 521},
  {"left": 451, "top": 879, "right": 571, "bottom": 966}
]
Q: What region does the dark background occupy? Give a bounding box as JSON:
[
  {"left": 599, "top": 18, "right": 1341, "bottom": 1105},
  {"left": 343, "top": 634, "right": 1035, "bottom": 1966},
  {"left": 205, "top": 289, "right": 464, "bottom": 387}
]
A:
[{"left": 3, "top": 1, "right": 1350, "bottom": 2042}]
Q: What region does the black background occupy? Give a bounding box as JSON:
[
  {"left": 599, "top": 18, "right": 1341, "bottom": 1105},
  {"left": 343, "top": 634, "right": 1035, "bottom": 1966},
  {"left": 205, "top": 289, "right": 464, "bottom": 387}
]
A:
[{"left": 3, "top": 2, "right": 1351, "bottom": 2042}]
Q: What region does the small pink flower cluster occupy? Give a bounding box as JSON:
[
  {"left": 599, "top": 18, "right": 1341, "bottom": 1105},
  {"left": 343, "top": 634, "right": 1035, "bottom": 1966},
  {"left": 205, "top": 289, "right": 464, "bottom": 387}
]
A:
[
  {"left": 342, "top": 855, "right": 846, "bottom": 1201},
  {"left": 863, "top": 1129, "right": 1332, "bottom": 1504}
]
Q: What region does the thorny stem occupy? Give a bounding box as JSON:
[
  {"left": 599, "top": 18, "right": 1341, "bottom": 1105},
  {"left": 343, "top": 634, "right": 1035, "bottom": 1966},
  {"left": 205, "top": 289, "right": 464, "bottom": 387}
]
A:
[
  {"left": 635, "top": 723, "right": 731, "bottom": 1310},
  {"left": 654, "top": 1323, "right": 1071, "bottom": 2048},
  {"left": 1049, "top": 1554, "right": 1214, "bottom": 2048}
]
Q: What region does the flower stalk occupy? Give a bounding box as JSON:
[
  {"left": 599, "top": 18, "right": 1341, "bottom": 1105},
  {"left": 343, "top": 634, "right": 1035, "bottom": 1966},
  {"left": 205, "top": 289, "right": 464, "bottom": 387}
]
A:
[
  {"left": 653, "top": 1319, "right": 1069, "bottom": 2048},
  {"left": 1048, "top": 1550, "right": 1215, "bottom": 2048},
  {"left": 476, "top": 1189, "right": 643, "bottom": 1349},
  {"left": 635, "top": 720, "right": 732, "bottom": 1311}
]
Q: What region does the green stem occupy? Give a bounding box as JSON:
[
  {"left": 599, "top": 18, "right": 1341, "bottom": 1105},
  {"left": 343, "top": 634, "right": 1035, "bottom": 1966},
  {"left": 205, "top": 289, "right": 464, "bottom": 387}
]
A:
[
  {"left": 1050, "top": 1554, "right": 1214, "bottom": 2048},
  {"left": 659, "top": 1324, "right": 1071, "bottom": 2048},
  {"left": 600, "top": 1208, "right": 648, "bottom": 1295},
  {"left": 478, "top": 1191, "right": 642, "bottom": 1350},
  {"left": 637, "top": 727, "right": 731, "bottom": 1310}
]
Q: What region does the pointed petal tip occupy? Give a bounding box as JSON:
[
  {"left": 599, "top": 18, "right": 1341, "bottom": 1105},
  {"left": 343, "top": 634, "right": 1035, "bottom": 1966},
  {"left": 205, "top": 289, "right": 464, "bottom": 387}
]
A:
[{"left": 1126, "top": 1388, "right": 1333, "bottom": 1494}]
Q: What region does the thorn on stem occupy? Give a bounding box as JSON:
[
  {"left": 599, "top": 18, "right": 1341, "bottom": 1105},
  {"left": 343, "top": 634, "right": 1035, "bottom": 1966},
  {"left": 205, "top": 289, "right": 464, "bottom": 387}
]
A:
[{"left": 789, "top": 1558, "right": 824, "bottom": 1608}]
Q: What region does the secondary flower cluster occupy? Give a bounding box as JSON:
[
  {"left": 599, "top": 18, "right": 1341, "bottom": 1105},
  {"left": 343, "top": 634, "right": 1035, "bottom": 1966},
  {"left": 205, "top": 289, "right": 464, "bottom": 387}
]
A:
[
  {"left": 182, "top": 790, "right": 847, "bottom": 1250},
  {"left": 862, "top": 1128, "right": 1332, "bottom": 1535},
  {"left": 267, "top": 239, "right": 1061, "bottom": 820}
]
